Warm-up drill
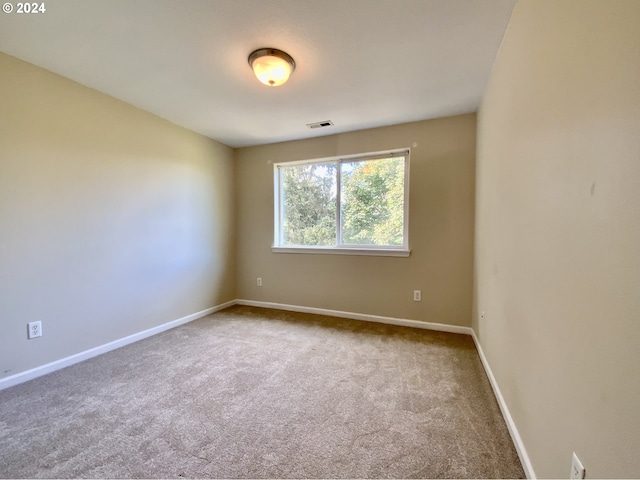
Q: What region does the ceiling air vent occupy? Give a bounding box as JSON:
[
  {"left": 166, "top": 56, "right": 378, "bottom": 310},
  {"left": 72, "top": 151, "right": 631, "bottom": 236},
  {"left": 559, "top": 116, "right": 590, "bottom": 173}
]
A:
[{"left": 306, "top": 120, "right": 334, "bottom": 129}]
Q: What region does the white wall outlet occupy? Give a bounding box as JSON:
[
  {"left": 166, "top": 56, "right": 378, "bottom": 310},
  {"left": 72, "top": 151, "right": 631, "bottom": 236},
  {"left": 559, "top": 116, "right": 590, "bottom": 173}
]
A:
[
  {"left": 413, "top": 290, "right": 422, "bottom": 302},
  {"left": 481, "top": 311, "right": 485, "bottom": 320},
  {"left": 570, "top": 452, "right": 586, "bottom": 479},
  {"left": 27, "top": 321, "right": 42, "bottom": 339},
  {"left": 257, "top": 277, "right": 262, "bottom": 287}
]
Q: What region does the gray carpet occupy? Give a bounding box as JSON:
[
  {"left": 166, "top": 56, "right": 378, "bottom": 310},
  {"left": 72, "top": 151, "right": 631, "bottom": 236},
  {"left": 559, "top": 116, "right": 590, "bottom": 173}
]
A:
[{"left": 0, "top": 306, "right": 525, "bottom": 478}]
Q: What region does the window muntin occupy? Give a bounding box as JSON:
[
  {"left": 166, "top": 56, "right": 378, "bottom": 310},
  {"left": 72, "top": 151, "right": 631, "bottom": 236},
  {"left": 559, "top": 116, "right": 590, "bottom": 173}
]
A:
[{"left": 274, "top": 149, "right": 409, "bottom": 253}]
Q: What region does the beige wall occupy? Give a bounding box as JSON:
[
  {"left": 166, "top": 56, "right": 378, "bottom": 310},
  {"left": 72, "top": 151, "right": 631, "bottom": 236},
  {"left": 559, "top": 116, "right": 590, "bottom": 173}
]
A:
[
  {"left": 475, "top": 0, "right": 640, "bottom": 478},
  {"left": 0, "top": 52, "right": 236, "bottom": 379},
  {"left": 235, "top": 115, "right": 476, "bottom": 326}
]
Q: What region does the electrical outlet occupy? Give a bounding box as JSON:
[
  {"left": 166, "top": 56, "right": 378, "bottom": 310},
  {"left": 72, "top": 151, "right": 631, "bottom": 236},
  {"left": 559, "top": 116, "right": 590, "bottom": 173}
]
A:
[
  {"left": 413, "top": 290, "right": 422, "bottom": 302},
  {"left": 257, "top": 277, "right": 262, "bottom": 287},
  {"left": 570, "top": 452, "right": 586, "bottom": 479},
  {"left": 481, "top": 311, "right": 485, "bottom": 320},
  {"left": 27, "top": 321, "right": 42, "bottom": 339}
]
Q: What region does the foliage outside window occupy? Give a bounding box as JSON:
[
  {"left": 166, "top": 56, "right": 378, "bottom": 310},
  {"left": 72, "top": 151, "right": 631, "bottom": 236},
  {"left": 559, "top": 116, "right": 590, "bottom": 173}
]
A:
[{"left": 273, "top": 150, "right": 409, "bottom": 256}]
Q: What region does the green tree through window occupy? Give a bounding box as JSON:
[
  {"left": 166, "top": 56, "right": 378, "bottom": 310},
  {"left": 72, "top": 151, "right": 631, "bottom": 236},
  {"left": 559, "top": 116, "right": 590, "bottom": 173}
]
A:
[
  {"left": 282, "top": 163, "right": 336, "bottom": 246},
  {"left": 341, "top": 157, "right": 405, "bottom": 246},
  {"left": 275, "top": 150, "right": 408, "bottom": 250}
]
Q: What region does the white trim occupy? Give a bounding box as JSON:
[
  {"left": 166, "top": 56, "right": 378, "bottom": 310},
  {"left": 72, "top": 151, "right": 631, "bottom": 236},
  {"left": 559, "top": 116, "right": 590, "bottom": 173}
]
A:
[
  {"left": 236, "top": 299, "right": 473, "bottom": 335},
  {"left": 403, "top": 149, "right": 411, "bottom": 249},
  {"left": 0, "top": 299, "right": 237, "bottom": 391},
  {"left": 273, "top": 148, "right": 410, "bottom": 251},
  {"left": 271, "top": 246, "right": 410, "bottom": 257},
  {"left": 0, "top": 296, "right": 533, "bottom": 480},
  {"left": 471, "top": 331, "right": 536, "bottom": 479},
  {"left": 274, "top": 166, "right": 282, "bottom": 246},
  {"left": 335, "top": 159, "right": 342, "bottom": 246},
  {"left": 274, "top": 148, "right": 410, "bottom": 168}
]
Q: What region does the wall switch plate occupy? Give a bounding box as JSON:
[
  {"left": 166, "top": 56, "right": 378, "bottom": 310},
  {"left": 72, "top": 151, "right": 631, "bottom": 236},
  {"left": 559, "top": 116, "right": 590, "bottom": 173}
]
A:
[
  {"left": 257, "top": 277, "right": 262, "bottom": 287},
  {"left": 27, "top": 321, "right": 42, "bottom": 339},
  {"left": 570, "top": 452, "right": 586, "bottom": 479},
  {"left": 413, "top": 290, "right": 422, "bottom": 302}
]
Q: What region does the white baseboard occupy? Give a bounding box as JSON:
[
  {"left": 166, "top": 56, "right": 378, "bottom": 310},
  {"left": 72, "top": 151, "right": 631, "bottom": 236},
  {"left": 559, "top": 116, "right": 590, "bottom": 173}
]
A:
[
  {"left": 0, "top": 299, "right": 237, "bottom": 391},
  {"left": 1, "top": 297, "right": 534, "bottom": 479},
  {"left": 471, "top": 331, "right": 536, "bottom": 479},
  {"left": 236, "top": 299, "right": 474, "bottom": 336}
]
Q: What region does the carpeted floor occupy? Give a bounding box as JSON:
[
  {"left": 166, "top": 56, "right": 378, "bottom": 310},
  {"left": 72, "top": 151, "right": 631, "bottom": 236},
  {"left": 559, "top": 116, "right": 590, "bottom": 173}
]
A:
[{"left": 0, "top": 305, "right": 525, "bottom": 478}]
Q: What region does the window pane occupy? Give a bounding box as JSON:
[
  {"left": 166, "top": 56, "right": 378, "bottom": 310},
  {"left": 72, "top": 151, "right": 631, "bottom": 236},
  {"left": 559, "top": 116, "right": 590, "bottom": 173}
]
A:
[
  {"left": 340, "top": 156, "right": 405, "bottom": 246},
  {"left": 281, "top": 163, "right": 337, "bottom": 246}
]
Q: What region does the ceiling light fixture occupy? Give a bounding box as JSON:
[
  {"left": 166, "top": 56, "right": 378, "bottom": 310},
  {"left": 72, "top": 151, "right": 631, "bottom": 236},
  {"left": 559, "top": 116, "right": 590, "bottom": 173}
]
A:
[{"left": 248, "top": 48, "right": 295, "bottom": 87}]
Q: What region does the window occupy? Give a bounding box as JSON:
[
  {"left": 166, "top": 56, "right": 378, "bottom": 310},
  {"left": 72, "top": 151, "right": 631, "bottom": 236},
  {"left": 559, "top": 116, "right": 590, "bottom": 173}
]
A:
[{"left": 273, "top": 149, "right": 410, "bottom": 256}]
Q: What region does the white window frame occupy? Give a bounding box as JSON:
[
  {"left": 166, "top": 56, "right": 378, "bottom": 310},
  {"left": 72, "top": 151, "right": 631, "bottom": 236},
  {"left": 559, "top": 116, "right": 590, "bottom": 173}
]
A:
[{"left": 272, "top": 148, "right": 410, "bottom": 257}]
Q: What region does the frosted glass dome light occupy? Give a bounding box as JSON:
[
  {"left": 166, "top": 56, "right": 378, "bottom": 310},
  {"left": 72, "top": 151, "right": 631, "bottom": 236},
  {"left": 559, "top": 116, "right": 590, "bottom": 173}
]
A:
[{"left": 248, "top": 48, "right": 296, "bottom": 87}]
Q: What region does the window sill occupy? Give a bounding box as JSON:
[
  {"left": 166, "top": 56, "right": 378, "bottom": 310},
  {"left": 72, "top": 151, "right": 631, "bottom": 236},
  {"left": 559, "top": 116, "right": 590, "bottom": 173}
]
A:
[{"left": 271, "top": 246, "right": 411, "bottom": 257}]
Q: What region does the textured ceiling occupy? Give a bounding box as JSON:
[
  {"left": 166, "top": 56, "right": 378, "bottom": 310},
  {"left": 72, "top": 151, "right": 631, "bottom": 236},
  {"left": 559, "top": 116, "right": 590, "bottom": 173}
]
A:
[{"left": 0, "top": 0, "right": 515, "bottom": 147}]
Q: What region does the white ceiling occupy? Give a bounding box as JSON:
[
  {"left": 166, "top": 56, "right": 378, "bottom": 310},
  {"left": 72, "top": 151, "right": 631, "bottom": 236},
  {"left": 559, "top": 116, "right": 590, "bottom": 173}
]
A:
[{"left": 0, "top": 0, "right": 515, "bottom": 148}]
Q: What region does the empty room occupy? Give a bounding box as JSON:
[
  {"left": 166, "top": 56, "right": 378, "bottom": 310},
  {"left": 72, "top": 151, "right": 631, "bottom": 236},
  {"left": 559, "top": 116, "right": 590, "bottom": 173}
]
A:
[{"left": 0, "top": 0, "right": 638, "bottom": 478}]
